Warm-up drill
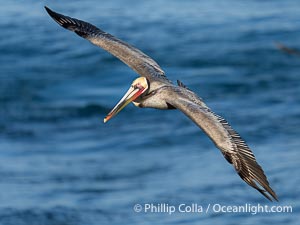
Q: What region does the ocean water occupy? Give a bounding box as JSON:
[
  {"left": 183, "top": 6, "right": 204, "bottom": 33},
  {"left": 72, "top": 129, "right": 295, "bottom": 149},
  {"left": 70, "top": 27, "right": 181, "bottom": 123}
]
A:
[{"left": 0, "top": 0, "right": 299, "bottom": 224}]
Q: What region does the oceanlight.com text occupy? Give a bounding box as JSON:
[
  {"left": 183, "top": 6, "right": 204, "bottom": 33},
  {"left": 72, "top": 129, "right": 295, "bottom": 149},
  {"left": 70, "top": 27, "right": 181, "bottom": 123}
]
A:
[{"left": 133, "top": 203, "right": 292, "bottom": 215}]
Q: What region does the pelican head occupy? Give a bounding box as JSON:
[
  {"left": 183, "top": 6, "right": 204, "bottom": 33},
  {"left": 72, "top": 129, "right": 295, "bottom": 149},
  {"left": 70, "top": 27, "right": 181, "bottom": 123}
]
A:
[{"left": 104, "top": 77, "right": 149, "bottom": 123}]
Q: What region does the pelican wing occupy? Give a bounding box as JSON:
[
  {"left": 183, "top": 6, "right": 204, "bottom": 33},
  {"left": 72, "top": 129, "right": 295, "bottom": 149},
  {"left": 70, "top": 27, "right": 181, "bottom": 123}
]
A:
[
  {"left": 163, "top": 86, "right": 278, "bottom": 201},
  {"left": 45, "top": 6, "right": 169, "bottom": 82}
]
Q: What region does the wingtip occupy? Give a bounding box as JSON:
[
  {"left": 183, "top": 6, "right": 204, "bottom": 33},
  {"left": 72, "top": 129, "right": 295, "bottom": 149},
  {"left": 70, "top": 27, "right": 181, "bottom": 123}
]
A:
[
  {"left": 271, "top": 192, "right": 279, "bottom": 202},
  {"left": 44, "top": 6, "right": 70, "bottom": 29},
  {"left": 260, "top": 190, "right": 275, "bottom": 202},
  {"left": 257, "top": 182, "right": 279, "bottom": 202},
  {"left": 259, "top": 184, "right": 279, "bottom": 202},
  {"left": 44, "top": 6, "right": 56, "bottom": 19},
  {"left": 267, "top": 193, "right": 279, "bottom": 202},
  {"left": 264, "top": 183, "right": 279, "bottom": 202},
  {"left": 44, "top": 6, "right": 52, "bottom": 14}
]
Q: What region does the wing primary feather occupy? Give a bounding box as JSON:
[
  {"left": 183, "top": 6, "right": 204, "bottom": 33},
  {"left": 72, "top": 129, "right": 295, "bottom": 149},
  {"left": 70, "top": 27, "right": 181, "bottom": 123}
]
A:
[
  {"left": 215, "top": 113, "right": 278, "bottom": 201},
  {"left": 45, "top": 6, "right": 171, "bottom": 82},
  {"left": 162, "top": 86, "right": 278, "bottom": 201}
]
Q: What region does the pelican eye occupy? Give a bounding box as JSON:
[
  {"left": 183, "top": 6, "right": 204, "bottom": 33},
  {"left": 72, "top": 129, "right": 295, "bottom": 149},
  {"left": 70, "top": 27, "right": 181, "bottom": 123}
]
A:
[{"left": 145, "top": 90, "right": 156, "bottom": 97}]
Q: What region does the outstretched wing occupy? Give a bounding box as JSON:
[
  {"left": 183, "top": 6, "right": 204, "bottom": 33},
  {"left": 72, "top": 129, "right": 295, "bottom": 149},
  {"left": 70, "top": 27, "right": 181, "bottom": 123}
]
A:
[
  {"left": 45, "top": 6, "right": 170, "bottom": 83},
  {"left": 163, "top": 86, "right": 278, "bottom": 201}
]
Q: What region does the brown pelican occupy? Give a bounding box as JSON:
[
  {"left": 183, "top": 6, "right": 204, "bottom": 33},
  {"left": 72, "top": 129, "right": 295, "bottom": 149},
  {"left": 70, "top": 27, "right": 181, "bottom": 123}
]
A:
[
  {"left": 45, "top": 6, "right": 278, "bottom": 201},
  {"left": 275, "top": 42, "right": 300, "bottom": 57}
]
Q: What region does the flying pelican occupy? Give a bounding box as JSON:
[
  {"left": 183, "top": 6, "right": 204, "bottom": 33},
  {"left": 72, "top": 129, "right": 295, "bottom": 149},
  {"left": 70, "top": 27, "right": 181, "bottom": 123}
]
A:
[
  {"left": 275, "top": 42, "right": 300, "bottom": 57},
  {"left": 45, "top": 6, "right": 278, "bottom": 201}
]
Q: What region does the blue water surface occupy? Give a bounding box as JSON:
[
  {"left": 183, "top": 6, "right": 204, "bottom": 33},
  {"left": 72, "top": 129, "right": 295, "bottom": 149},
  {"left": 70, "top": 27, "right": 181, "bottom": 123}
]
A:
[{"left": 0, "top": 0, "right": 299, "bottom": 224}]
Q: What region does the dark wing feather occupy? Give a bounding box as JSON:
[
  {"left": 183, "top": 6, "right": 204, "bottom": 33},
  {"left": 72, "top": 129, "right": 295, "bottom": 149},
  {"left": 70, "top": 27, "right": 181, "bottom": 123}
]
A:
[
  {"left": 45, "top": 6, "right": 170, "bottom": 83},
  {"left": 163, "top": 86, "right": 278, "bottom": 201}
]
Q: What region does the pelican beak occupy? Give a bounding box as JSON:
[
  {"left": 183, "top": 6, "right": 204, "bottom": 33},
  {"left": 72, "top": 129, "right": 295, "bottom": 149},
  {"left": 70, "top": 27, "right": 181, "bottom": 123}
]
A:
[{"left": 104, "top": 85, "right": 145, "bottom": 123}]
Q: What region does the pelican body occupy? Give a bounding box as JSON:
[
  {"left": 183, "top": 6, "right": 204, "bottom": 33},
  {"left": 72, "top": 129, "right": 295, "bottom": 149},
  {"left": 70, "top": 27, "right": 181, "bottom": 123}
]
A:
[{"left": 45, "top": 6, "right": 278, "bottom": 201}]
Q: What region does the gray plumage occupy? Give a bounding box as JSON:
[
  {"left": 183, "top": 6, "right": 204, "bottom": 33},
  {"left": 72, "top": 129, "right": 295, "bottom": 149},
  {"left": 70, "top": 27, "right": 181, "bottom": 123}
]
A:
[
  {"left": 45, "top": 6, "right": 170, "bottom": 84},
  {"left": 45, "top": 6, "right": 278, "bottom": 201}
]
